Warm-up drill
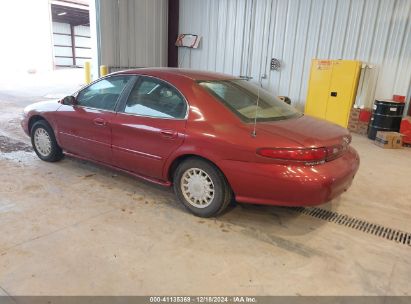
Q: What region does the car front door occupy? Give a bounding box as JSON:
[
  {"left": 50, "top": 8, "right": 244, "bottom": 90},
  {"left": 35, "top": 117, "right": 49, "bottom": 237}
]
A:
[
  {"left": 55, "top": 75, "right": 134, "bottom": 164},
  {"left": 111, "top": 76, "right": 188, "bottom": 181}
]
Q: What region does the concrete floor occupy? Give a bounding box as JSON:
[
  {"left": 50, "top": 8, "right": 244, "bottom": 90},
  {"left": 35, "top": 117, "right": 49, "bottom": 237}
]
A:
[{"left": 0, "top": 70, "right": 410, "bottom": 296}]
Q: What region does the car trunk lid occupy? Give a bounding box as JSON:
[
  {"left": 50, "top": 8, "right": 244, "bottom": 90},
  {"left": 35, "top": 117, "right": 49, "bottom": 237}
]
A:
[
  {"left": 255, "top": 115, "right": 351, "bottom": 163},
  {"left": 256, "top": 115, "right": 350, "bottom": 147}
]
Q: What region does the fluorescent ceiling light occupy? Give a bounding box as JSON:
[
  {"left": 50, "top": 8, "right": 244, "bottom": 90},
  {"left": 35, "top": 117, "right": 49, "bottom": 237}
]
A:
[{"left": 57, "top": 12, "right": 67, "bottom": 16}]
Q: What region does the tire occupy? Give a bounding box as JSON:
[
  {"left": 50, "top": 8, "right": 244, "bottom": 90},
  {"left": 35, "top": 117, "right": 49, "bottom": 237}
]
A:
[
  {"left": 31, "top": 120, "right": 63, "bottom": 162},
  {"left": 173, "top": 158, "right": 232, "bottom": 217}
]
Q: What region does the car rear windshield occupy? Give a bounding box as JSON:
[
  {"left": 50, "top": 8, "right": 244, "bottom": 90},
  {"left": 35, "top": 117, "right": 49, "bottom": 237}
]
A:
[{"left": 198, "top": 79, "right": 302, "bottom": 122}]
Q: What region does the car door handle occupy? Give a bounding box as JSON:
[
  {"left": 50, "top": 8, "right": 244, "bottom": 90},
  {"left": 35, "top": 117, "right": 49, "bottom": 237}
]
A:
[
  {"left": 160, "top": 129, "right": 178, "bottom": 139},
  {"left": 93, "top": 118, "right": 106, "bottom": 126}
]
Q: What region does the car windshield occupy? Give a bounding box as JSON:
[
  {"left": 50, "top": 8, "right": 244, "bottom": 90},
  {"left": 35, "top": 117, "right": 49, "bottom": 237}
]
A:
[{"left": 198, "top": 79, "right": 302, "bottom": 122}]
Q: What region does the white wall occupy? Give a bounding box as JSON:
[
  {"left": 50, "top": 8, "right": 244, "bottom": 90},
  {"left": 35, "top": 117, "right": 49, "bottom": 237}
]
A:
[
  {"left": 179, "top": 0, "right": 411, "bottom": 109},
  {"left": 96, "top": 0, "right": 168, "bottom": 73},
  {"left": 0, "top": 0, "right": 54, "bottom": 73}
]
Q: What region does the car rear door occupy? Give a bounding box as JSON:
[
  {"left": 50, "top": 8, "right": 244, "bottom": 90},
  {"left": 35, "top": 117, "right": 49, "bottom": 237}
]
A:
[
  {"left": 111, "top": 76, "right": 188, "bottom": 180},
  {"left": 55, "top": 75, "right": 134, "bottom": 164}
]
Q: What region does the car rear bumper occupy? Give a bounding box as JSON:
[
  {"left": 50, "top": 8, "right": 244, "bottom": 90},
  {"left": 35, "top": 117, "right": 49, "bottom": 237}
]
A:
[{"left": 219, "top": 147, "right": 360, "bottom": 206}]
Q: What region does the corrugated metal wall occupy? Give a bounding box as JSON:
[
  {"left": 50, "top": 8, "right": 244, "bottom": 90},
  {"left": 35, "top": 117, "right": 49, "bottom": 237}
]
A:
[
  {"left": 179, "top": 0, "right": 411, "bottom": 109},
  {"left": 97, "top": 0, "right": 168, "bottom": 71}
]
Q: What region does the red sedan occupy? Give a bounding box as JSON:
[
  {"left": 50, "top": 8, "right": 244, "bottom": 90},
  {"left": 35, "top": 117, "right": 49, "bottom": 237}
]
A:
[{"left": 21, "top": 68, "right": 359, "bottom": 217}]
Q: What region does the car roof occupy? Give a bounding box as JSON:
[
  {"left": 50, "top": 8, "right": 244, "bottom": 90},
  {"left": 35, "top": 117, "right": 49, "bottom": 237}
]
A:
[{"left": 113, "top": 67, "right": 240, "bottom": 81}]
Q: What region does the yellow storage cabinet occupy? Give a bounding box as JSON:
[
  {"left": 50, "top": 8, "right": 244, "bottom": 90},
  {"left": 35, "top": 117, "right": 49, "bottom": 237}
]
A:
[{"left": 305, "top": 59, "right": 361, "bottom": 128}]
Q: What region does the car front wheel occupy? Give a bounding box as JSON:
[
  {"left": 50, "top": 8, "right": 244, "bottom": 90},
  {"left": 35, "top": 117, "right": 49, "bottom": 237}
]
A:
[
  {"left": 31, "top": 120, "right": 63, "bottom": 162},
  {"left": 173, "top": 158, "right": 232, "bottom": 217}
]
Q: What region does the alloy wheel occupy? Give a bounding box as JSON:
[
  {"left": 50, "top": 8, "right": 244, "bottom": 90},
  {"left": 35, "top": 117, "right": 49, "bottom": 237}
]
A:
[
  {"left": 180, "top": 168, "right": 215, "bottom": 208},
  {"left": 34, "top": 127, "right": 52, "bottom": 157}
]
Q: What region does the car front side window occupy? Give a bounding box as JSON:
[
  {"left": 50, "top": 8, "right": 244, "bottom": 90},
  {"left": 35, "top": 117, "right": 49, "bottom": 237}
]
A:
[
  {"left": 76, "top": 76, "right": 131, "bottom": 111},
  {"left": 123, "top": 77, "right": 187, "bottom": 119}
]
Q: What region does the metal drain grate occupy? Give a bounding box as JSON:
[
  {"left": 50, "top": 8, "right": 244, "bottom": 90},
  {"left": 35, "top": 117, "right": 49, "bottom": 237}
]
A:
[{"left": 292, "top": 207, "right": 411, "bottom": 247}]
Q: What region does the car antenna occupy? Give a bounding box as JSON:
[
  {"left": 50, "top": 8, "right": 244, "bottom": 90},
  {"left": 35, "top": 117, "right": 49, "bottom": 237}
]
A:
[{"left": 251, "top": 78, "right": 262, "bottom": 138}]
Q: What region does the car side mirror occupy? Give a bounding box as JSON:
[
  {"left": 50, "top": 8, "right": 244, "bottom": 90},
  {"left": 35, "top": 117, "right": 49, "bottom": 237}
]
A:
[{"left": 62, "top": 95, "right": 78, "bottom": 106}]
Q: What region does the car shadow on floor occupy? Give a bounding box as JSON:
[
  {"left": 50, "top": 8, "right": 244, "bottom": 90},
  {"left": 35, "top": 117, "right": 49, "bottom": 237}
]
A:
[
  {"left": 62, "top": 156, "right": 338, "bottom": 243},
  {"left": 222, "top": 202, "right": 331, "bottom": 234}
]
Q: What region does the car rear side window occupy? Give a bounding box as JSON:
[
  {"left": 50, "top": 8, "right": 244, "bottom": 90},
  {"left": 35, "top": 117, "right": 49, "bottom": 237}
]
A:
[
  {"left": 76, "top": 76, "right": 131, "bottom": 111},
  {"left": 198, "top": 80, "right": 301, "bottom": 122},
  {"left": 123, "top": 77, "right": 187, "bottom": 119}
]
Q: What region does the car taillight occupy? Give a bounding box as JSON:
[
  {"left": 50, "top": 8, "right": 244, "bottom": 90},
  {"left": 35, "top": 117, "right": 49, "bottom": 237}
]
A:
[
  {"left": 257, "top": 138, "right": 351, "bottom": 165},
  {"left": 326, "top": 143, "right": 348, "bottom": 160},
  {"left": 257, "top": 148, "right": 327, "bottom": 164}
]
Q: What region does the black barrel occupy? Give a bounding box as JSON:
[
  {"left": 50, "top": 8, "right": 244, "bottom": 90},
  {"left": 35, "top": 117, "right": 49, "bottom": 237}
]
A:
[{"left": 368, "top": 100, "right": 405, "bottom": 140}]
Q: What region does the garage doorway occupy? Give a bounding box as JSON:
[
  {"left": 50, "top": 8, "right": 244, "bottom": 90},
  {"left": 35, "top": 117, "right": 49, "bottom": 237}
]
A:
[{"left": 51, "top": 0, "right": 91, "bottom": 68}]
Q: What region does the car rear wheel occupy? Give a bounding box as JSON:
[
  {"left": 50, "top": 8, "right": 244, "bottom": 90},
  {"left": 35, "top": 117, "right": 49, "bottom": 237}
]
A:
[
  {"left": 31, "top": 120, "right": 63, "bottom": 162},
  {"left": 173, "top": 158, "right": 232, "bottom": 217}
]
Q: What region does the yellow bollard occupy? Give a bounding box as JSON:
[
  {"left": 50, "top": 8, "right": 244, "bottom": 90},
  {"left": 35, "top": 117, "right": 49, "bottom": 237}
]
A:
[
  {"left": 100, "top": 65, "right": 108, "bottom": 77},
  {"left": 84, "top": 61, "right": 91, "bottom": 84}
]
